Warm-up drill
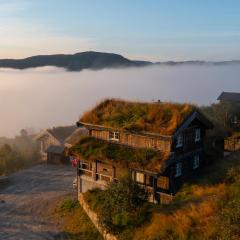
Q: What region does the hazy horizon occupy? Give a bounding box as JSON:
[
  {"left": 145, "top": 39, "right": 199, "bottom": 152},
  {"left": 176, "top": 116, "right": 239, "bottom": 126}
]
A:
[{"left": 0, "top": 64, "right": 239, "bottom": 138}]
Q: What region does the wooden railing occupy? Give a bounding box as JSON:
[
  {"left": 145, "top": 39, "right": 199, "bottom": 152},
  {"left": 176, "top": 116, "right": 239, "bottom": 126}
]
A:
[
  {"left": 79, "top": 169, "right": 112, "bottom": 182},
  {"left": 79, "top": 169, "right": 93, "bottom": 177},
  {"left": 96, "top": 173, "right": 112, "bottom": 182},
  {"left": 224, "top": 138, "right": 240, "bottom": 152}
]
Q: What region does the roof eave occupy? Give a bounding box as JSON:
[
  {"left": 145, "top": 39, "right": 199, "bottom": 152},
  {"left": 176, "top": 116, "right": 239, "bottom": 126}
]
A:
[
  {"left": 78, "top": 121, "right": 172, "bottom": 139},
  {"left": 174, "top": 110, "right": 214, "bottom": 137}
]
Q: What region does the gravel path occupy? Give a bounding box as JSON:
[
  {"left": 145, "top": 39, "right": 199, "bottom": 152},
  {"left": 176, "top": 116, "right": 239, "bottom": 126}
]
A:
[{"left": 0, "top": 164, "right": 76, "bottom": 240}]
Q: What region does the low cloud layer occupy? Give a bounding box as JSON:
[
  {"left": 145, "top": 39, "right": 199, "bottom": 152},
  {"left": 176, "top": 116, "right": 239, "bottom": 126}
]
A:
[{"left": 0, "top": 65, "right": 239, "bottom": 137}]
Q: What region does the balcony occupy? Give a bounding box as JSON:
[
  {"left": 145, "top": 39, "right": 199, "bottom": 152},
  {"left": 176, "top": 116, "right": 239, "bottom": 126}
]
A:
[{"left": 79, "top": 169, "right": 93, "bottom": 177}]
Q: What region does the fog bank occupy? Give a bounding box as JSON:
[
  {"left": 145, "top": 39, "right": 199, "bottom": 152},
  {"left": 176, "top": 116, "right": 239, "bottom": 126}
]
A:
[{"left": 0, "top": 65, "right": 239, "bottom": 137}]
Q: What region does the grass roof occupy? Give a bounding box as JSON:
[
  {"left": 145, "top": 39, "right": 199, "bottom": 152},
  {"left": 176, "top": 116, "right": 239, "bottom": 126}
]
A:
[
  {"left": 72, "top": 136, "right": 169, "bottom": 172},
  {"left": 80, "top": 99, "right": 195, "bottom": 135}
]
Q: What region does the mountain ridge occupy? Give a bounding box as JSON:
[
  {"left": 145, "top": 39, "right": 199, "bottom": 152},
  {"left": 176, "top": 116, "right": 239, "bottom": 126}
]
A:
[{"left": 0, "top": 51, "right": 239, "bottom": 71}]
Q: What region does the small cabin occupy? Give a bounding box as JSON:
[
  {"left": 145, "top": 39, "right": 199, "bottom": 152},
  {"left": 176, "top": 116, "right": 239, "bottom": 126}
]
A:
[
  {"left": 35, "top": 126, "right": 76, "bottom": 163},
  {"left": 217, "top": 91, "right": 240, "bottom": 129},
  {"left": 217, "top": 92, "right": 240, "bottom": 151},
  {"left": 72, "top": 99, "right": 213, "bottom": 203},
  {"left": 46, "top": 145, "right": 65, "bottom": 164}
]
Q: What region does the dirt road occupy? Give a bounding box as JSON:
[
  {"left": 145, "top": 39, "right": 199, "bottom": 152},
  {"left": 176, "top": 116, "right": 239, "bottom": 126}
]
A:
[{"left": 0, "top": 164, "right": 76, "bottom": 240}]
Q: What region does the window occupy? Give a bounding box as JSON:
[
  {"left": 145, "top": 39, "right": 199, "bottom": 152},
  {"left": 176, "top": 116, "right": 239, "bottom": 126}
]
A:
[
  {"left": 175, "top": 162, "right": 182, "bottom": 177},
  {"left": 195, "top": 128, "right": 201, "bottom": 142},
  {"left": 176, "top": 134, "right": 183, "bottom": 147},
  {"left": 109, "top": 131, "right": 120, "bottom": 141},
  {"left": 146, "top": 175, "right": 154, "bottom": 186},
  {"left": 233, "top": 115, "right": 238, "bottom": 124},
  {"left": 131, "top": 171, "right": 135, "bottom": 180},
  {"left": 136, "top": 172, "right": 145, "bottom": 183},
  {"left": 193, "top": 155, "right": 200, "bottom": 169},
  {"left": 80, "top": 161, "right": 92, "bottom": 170},
  {"left": 157, "top": 176, "right": 169, "bottom": 189}
]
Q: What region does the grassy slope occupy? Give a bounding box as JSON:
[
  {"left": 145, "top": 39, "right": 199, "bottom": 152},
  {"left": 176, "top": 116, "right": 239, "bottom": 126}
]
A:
[
  {"left": 132, "top": 152, "right": 240, "bottom": 240},
  {"left": 82, "top": 152, "right": 240, "bottom": 240},
  {"left": 46, "top": 152, "right": 240, "bottom": 240},
  {"left": 49, "top": 197, "right": 103, "bottom": 240}
]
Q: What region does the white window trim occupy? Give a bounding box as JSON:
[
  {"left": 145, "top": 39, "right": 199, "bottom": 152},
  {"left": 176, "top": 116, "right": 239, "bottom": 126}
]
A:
[
  {"left": 176, "top": 134, "right": 183, "bottom": 148},
  {"left": 136, "top": 172, "right": 145, "bottom": 183},
  {"left": 109, "top": 131, "right": 120, "bottom": 141},
  {"left": 195, "top": 128, "right": 201, "bottom": 142},
  {"left": 193, "top": 155, "right": 200, "bottom": 169},
  {"left": 233, "top": 115, "right": 238, "bottom": 124},
  {"left": 175, "top": 162, "right": 182, "bottom": 177}
]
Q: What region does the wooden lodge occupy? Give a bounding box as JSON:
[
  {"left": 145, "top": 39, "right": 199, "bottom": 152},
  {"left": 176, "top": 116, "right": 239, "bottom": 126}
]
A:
[{"left": 72, "top": 99, "right": 213, "bottom": 203}]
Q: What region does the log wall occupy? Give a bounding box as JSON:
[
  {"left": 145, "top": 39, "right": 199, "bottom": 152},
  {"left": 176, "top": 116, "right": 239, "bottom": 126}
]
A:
[{"left": 90, "top": 129, "right": 171, "bottom": 152}]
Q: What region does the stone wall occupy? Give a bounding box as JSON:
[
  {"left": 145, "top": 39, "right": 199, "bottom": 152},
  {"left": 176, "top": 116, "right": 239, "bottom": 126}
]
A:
[{"left": 79, "top": 194, "right": 118, "bottom": 240}]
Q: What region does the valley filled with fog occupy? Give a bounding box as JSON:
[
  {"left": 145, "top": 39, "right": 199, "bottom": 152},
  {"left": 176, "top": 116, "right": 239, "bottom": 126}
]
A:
[{"left": 0, "top": 65, "right": 239, "bottom": 137}]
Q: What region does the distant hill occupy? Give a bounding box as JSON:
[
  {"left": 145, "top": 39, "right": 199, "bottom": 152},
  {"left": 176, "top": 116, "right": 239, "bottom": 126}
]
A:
[
  {"left": 0, "top": 51, "right": 150, "bottom": 71},
  {"left": 0, "top": 51, "right": 239, "bottom": 71}
]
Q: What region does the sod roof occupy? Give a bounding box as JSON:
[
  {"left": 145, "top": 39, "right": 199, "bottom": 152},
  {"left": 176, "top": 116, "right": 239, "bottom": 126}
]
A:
[
  {"left": 72, "top": 136, "right": 170, "bottom": 173},
  {"left": 80, "top": 99, "right": 195, "bottom": 136}
]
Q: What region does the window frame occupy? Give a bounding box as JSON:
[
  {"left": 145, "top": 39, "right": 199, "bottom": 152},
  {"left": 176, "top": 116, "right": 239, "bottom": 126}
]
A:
[
  {"left": 195, "top": 128, "right": 201, "bottom": 142},
  {"left": 175, "top": 162, "right": 182, "bottom": 177},
  {"left": 176, "top": 134, "right": 183, "bottom": 148},
  {"left": 109, "top": 131, "right": 120, "bottom": 141},
  {"left": 233, "top": 115, "right": 238, "bottom": 124},
  {"left": 136, "top": 172, "right": 145, "bottom": 184},
  {"left": 193, "top": 154, "right": 200, "bottom": 169},
  {"left": 80, "top": 161, "right": 92, "bottom": 171}
]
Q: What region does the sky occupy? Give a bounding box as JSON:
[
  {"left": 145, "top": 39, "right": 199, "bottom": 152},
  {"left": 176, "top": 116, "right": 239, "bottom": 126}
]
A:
[{"left": 0, "top": 0, "right": 240, "bottom": 61}]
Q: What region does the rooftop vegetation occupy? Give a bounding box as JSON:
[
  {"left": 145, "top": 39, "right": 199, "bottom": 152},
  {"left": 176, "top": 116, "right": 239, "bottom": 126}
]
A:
[
  {"left": 72, "top": 136, "right": 168, "bottom": 172},
  {"left": 80, "top": 99, "right": 195, "bottom": 135}
]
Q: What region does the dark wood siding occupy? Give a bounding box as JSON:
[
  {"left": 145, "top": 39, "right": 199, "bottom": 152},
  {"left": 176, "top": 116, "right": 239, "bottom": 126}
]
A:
[
  {"left": 90, "top": 129, "right": 171, "bottom": 152},
  {"left": 169, "top": 150, "right": 204, "bottom": 194},
  {"left": 173, "top": 119, "right": 206, "bottom": 155}
]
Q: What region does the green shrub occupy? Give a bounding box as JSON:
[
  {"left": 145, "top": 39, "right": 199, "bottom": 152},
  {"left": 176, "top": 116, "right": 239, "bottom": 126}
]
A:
[
  {"left": 59, "top": 198, "right": 79, "bottom": 213},
  {"left": 0, "top": 131, "right": 40, "bottom": 176},
  {"left": 84, "top": 176, "right": 150, "bottom": 235},
  {"left": 225, "top": 167, "right": 240, "bottom": 184}
]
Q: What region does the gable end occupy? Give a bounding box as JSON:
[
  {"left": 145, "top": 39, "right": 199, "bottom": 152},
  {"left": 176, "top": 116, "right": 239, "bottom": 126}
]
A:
[{"left": 174, "top": 110, "right": 213, "bottom": 138}]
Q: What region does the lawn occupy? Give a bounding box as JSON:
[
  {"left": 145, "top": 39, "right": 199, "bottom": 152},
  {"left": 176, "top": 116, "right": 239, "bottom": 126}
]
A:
[{"left": 50, "top": 197, "right": 103, "bottom": 240}]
